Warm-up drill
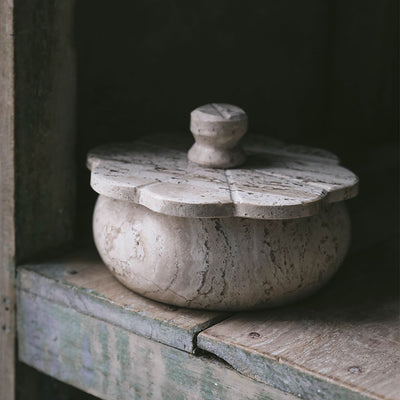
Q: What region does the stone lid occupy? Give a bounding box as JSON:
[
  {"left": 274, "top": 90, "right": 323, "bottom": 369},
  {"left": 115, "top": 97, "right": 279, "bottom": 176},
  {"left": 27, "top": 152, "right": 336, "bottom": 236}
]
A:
[{"left": 87, "top": 105, "right": 358, "bottom": 220}]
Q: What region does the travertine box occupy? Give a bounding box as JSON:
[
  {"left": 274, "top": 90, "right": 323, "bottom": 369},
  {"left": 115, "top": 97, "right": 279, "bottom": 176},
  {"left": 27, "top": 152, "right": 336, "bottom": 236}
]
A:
[{"left": 88, "top": 104, "right": 358, "bottom": 311}]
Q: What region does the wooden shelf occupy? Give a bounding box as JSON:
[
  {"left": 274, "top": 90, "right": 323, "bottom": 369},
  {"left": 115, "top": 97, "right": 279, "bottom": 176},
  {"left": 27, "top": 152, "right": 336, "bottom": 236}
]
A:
[
  {"left": 17, "top": 250, "right": 228, "bottom": 355},
  {"left": 16, "top": 251, "right": 296, "bottom": 400},
  {"left": 16, "top": 234, "right": 399, "bottom": 400}
]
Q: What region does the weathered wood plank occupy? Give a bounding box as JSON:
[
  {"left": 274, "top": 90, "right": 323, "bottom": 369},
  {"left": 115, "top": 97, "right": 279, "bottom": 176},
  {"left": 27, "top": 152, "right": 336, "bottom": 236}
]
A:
[
  {"left": 12, "top": 2, "right": 79, "bottom": 397},
  {"left": 198, "top": 306, "right": 399, "bottom": 400},
  {"left": 17, "top": 289, "right": 298, "bottom": 400},
  {"left": 198, "top": 237, "right": 400, "bottom": 400},
  {"left": 0, "top": 1, "right": 15, "bottom": 399},
  {"left": 18, "top": 251, "right": 229, "bottom": 353},
  {"left": 14, "top": 0, "right": 76, "bottom": 261}
]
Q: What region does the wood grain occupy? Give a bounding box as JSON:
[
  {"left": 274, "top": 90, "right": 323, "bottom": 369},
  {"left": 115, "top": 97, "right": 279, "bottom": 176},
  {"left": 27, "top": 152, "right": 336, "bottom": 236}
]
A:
[
  {"left": 14, "top": 0, "right": 76, "bottom": 261},
  {"left": 18, "top": 251, "right": 229, "bottom": 353},
  {"left": 0, "top": 1, "right": 15, "bottom": 399},
  {"left": 198, "top": 237, "right": 400, "bottom": 400},
  {"left": 17, "top": 289, "right": 298, "bottom": 400}
]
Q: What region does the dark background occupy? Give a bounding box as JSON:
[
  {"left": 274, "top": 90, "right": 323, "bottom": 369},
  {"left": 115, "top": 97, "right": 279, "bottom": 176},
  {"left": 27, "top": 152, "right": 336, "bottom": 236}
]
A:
[
  {"left": 17, "top": 0, "right": 398, "bottom": 398},
  {"left": 74, "top": 0, "right": 398, "bottom": 247},
  {"left": 75, "top": 0, "right": 396, "bottom": 147}
]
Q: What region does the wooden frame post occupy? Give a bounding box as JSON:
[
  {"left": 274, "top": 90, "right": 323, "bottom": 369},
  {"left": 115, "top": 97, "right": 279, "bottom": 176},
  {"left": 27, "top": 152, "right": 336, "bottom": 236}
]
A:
[{"left": 0, "top": 1, "right": 15, "bottom": 399}]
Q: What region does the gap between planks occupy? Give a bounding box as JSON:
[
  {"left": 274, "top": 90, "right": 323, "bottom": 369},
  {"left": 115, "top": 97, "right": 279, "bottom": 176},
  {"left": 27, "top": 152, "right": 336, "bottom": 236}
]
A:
[
  {"left": 18, "top": 289, "right": 298, "bottom": 400},
  {"left": 197, "top": 237, "right": 400, "bottom": 400},
  {"left": 17, "top": 249, "right": 231, "bottom": 354}
]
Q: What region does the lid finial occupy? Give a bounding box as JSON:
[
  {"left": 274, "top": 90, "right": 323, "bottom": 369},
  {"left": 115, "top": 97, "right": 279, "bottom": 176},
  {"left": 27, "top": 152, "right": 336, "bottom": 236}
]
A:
[{"left": 188, "top": 103, "right": 248, "bottom": 168}]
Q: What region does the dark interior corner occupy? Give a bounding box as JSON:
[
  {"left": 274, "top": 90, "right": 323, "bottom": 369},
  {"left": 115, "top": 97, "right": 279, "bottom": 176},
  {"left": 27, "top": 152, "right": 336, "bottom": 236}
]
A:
[{"left": 74, "top": 0, "right": 398, "bottom": 255}]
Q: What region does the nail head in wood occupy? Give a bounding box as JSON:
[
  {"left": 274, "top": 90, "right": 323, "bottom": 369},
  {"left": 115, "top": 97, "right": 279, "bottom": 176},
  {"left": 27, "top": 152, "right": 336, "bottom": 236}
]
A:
[{"left": 188, "top": 103, "right": 248, "bottom": 168}]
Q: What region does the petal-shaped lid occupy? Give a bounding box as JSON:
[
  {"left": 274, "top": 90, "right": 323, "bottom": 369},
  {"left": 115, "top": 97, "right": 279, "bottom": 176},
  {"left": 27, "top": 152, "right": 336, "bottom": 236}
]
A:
[{"left": 88, "top": 106, "right": 359, "bottom": 220}]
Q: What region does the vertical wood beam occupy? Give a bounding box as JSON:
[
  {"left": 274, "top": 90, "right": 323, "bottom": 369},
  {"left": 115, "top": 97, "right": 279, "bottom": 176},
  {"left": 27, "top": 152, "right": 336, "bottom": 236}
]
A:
[
  {"left": 14, "top": 0, "right": 77, "bottom": 262},
  {"left": 0, "top": 0, "right": 15, "bottom": 399}
]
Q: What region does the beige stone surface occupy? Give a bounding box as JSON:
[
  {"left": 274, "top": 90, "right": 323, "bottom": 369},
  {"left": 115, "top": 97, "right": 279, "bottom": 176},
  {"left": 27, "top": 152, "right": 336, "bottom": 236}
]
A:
[
  {"left": 93, "top": 196, "right": 350, "bottom": 310},
  {"left": 188, "top": 103, "right": 248, "bottom": 168},
  {"left": 88, "top": 129, "right": 358, "bottom": 310},
  {"left": 88, "top": 133, "right": 359, "bottom": 220}
]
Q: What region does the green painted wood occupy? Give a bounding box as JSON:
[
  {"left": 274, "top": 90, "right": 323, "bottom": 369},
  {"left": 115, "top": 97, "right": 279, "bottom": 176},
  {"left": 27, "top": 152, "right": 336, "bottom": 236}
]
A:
[
  {"left": 17, "top": 289, "right": 297, "bottom": 400},
  {"left": 18, "top": 251, "right": 229, "bottom": 353}
]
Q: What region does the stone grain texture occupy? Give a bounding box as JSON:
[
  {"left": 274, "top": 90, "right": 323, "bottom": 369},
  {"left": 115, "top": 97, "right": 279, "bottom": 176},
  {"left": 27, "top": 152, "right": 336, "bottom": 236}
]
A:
[
  {"left": 88, "top": 134, "right": 359, "bottom": 219},
  {"left": 188, "top": 103, "right": 248, "bottom": 168},
  {"left": 94, "top": 198, "right": 350, "bottom": 310},
  {"left": 89, "top": 134, "right": 356, "bottom": 310}
]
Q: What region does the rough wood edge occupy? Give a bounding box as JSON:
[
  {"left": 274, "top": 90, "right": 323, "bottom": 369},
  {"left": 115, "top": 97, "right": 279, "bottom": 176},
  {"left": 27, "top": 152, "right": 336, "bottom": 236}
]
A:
[
  {"left": 17, "top": 264, "right": 229, "bottom": 354},
  {"left": 197, "top": 332, "right": 381, "bottom": 400},
  {"left": 0, "top": 1, "right": 15, "bottom": 400},
  {"left": 17, "top": 289, "right": 298, "bottom": 400}
]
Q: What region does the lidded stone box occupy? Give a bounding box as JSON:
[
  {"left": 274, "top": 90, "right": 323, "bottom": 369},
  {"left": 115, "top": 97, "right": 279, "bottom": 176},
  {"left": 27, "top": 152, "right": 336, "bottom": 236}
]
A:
[{"left": 88, "top": 104, "right": 359, "bottom": 311}]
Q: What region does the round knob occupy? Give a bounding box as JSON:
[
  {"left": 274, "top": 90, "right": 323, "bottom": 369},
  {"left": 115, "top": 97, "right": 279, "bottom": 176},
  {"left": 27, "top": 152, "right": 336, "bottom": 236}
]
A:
[{"left": 188, "top": 103, "right": 248, "bottom": 168}]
